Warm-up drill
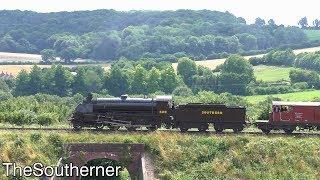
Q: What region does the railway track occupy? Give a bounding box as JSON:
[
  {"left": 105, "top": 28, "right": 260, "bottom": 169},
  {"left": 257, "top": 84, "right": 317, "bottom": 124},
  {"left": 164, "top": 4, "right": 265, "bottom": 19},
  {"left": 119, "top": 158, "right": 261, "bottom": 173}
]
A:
[{"left": 1, "top": 126, "right": 320, "bottom": 137}]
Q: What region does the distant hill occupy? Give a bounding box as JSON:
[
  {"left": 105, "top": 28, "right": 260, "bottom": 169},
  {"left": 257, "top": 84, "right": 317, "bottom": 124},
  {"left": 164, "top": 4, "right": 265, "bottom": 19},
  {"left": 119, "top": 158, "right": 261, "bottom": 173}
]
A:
[{"left": 0, "top": 9, "right": 311, "bottom": 62}]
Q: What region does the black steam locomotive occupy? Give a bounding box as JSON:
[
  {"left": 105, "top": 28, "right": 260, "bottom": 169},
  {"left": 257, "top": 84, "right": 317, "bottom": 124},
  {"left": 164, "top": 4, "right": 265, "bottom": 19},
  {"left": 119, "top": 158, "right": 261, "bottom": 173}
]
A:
[{"left": 70, "top": 94, "right": 246, "bottom": 133}]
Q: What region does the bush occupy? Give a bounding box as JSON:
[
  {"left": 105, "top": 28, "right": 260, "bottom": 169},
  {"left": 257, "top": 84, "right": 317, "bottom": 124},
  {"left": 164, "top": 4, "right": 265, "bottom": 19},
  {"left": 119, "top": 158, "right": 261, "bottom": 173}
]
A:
[
  {"left": 289, "top": 69, "right": 320, "bottom": 88},
  {"left": 292, "top": 82, "right": 309, "bottom": 90},
  {"left": 250, "top": 85, "right": 295, "bottom": 95},
  {"left": 36, "top": 113, "right": 58, "bottom": 126},
  {"left": 3, "top": 110, "right": 36, "bottom": 125},
  {"left": 30, "top": 133, "right": 42, "bottom": 142},
  {"left": 172, "top": 86, "right": 193, "bottom": 97}
]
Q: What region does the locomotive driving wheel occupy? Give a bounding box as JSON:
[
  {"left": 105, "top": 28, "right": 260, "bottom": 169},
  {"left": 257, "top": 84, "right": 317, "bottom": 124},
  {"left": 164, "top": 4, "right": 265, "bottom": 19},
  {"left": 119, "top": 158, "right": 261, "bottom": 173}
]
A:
[
  {"left": 94, "top": 123, "right": 104, "bottom": 130},
  {"left": 107, "top": 124, "right": 120, "bottom": 131},
  {"left": 73, "top": 124, "right": 82, "bottom": 131},
  {"left": 179, "top": 126, "right": 189, "bottom": 133},
  {"left": 147, "top": 126, "right": 157, "bottom": 131}
]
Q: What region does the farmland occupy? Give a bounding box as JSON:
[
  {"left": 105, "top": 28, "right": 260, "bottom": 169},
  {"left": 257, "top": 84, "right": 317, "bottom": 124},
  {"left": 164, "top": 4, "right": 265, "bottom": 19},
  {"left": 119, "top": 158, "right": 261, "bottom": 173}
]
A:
[
  {"left": 2, "top": 45, "right": 320, "bottom": 76},
  {"left": 0, "top": 52, "right": 42, "bottom": 63},
  {"left": 0, "top": 64, "right": 111, "bottom": 76},
  {"left": 0, "top": 131, "right": 319, "bottom": 180},
  {"left": 245, "top": 90, "right": 320, "bottom": 103}
]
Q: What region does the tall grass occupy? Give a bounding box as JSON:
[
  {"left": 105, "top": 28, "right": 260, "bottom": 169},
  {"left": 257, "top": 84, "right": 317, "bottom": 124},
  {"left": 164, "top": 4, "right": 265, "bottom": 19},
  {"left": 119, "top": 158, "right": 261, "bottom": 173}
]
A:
[{"left": 0, "top": 131, "right": 319, "bottom": 179}]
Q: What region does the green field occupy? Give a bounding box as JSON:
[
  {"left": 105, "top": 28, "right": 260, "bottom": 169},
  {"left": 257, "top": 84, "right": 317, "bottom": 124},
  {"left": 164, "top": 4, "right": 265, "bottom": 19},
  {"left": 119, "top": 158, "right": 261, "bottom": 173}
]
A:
[
  {"left": 245, "top": 90, "right": 320, "bottom": 103},
  {"left": 304, "top": 29, "right": 320, "bottom": 41},
  {"left": 254, "top": 65, "right": 293, "bottom": 82}
]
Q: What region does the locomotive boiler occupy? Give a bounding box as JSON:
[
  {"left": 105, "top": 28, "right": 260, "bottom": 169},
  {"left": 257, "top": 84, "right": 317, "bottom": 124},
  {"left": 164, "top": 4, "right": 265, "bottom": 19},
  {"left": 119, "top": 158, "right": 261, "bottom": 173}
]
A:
[{"left": 70, "top": 94, "right": 173, "bottom": 131}]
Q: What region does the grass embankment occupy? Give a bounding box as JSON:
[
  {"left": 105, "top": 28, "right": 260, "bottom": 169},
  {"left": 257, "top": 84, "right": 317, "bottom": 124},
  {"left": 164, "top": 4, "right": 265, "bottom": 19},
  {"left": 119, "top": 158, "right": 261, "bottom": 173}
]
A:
[
  {"left": 0, "top": 131, "right": 319, "bottom": 179},
  {"left": 245, "top": 90, "right": 320, "bottom": 104},
  {"left": 304, "top": 29, "right": 320, "bottom": 41}
]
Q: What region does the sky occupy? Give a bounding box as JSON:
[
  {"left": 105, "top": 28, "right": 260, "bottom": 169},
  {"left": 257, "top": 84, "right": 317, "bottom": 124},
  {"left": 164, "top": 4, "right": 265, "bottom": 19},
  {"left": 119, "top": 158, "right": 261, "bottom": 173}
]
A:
[{"left": 0, "top": 0, "right": 319, "bottom": 26}]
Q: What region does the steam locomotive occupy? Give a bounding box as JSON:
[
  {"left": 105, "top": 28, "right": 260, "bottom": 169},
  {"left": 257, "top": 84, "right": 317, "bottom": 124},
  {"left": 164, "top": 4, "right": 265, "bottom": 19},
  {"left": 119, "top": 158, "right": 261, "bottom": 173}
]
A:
[
  {"left": 70, "top": 94, "right": 247, "bottom": 133},
  {"left": 70, "top": 95, "right": 320, "bottom": 134}
]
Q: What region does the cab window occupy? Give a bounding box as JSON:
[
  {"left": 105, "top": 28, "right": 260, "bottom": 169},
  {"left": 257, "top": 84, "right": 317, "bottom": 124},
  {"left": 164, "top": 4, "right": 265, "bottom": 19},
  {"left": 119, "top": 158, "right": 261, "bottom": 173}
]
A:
[{"left": 280, "top": 105, "right": 290, "bottom": 112}]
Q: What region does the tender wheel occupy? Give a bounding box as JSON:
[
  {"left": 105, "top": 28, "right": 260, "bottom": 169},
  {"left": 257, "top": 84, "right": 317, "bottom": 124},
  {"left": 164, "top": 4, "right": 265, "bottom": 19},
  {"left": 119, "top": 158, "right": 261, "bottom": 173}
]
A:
[
  {"left": 126, "top": 127, "right": 137, "bottom": 131},
  {"left": 147, "top": 126, "right": 157, "bottom": 131},
  {"left": 179, "top": 127, "right": 188, "bottom": 133},
  {"left": 233, "top": 126, "right": 244, "bottom": 133},
  {"left": 214, "top": 126, "right": 223, "bottom": 133},
  {"left": 261, "top": 128, "right": 271, "bottom": 134},
  {"left": 73, "top": 124, "right": 82, "bottom": 131},
  {"left": 198, "top": 124, "right": 209, "bottom": 132},
  {"left": 283, "top": 127, "right": 295, "bottom": 134},
  {"left": 107, "top": 125, "right": 120, "bottom": 131}
]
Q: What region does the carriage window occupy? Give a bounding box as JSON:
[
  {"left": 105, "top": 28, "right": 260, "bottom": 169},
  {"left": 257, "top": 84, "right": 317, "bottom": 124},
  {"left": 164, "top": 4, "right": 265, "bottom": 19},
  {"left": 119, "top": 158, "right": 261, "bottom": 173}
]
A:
[{"left": 273, "top": 106, "right": 280, "bottom": 112}]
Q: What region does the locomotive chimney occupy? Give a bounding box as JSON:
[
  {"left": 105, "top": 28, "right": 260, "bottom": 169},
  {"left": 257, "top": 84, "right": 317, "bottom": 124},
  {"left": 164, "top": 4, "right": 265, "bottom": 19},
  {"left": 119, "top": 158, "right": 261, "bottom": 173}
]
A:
[{"left": 121, "top": 94, "right": 128, "bottom": 100}]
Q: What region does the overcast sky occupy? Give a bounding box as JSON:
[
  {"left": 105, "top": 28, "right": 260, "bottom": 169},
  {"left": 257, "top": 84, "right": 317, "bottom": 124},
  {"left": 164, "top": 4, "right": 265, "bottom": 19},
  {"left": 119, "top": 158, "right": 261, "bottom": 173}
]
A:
[{"left": 1, "top": 0, "right": 319, "bottom": 26}]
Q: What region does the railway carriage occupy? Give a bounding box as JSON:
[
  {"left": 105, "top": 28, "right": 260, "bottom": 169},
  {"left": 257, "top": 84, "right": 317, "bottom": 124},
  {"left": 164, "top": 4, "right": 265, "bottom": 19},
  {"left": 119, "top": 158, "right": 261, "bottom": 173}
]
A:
[{"left": 255, "top": 101, "right": 320, "bottom": 134}]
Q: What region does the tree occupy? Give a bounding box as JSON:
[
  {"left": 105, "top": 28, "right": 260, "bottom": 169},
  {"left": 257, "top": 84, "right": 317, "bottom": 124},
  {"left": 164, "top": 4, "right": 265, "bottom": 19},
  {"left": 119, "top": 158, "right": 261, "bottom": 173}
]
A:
[
  {"left": 219, "top": 55, "right": 255, "bottom": 95},
  {"left": 14, "top": 70, "right": 30, "bottom": 96},
  {"left": 268, "top": 19, "right": 276, "bottom": 27},
  {"left": 313, "top": 19, "right": 320, "bottom": 29},
  {"left": 254, "top": 18, "right": 265, "bottom": 27},
  {"left": 72, "top": 68, "right": 87, "bottom": 95},
  {"left": 131, "top": 65, "right": 147, "bottom": 94},
  {"left": 0, "top": 78, "right": 10, "bottom": 92},
  {"left": 298, "top": 17, "right": 308, "bottom": 28},
  {"left": 177, "top": 57, "right": 197, "bottom": 87},
  {"left": 146, "top": 67, "right": 161, "bottom": 94},
  {"left": 52, "top": 65, "right": 71, "bottom": 96},
  {"left": 28, "top": 65, "right": 44, "bottom": 94},
  {"left": 289, "top": 69, "right": 320, "bottom": 88},
  {"left": 40, "top": 49, "right": 56, "bottom": 62},
  {"left": 160, "top": 67, "right": 178, "bottom": 93},
  {"left": 105, "top": 66, "right": 129, "bottom": 96},
  {"left": 237, "top": 33, "right": 258, "bottom": 51},
  {"left": 90, "top": 35, "right": 121, "bottom": 60},
  {"left": 59, "top": 47, "right": 78, "bottom": 63}
]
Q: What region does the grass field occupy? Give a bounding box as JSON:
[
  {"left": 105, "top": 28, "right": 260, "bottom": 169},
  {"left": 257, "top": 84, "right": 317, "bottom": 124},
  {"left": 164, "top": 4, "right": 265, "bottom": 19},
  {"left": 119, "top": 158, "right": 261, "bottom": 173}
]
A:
[
  {"left": 245, "top": 90, "right": 320, "bottom": 103},
  {"left": 254, "top": 65, "right": 293, "bottom": 82},
  {"left": 304, "top": 29, "right": 320, "bottom": 41}
]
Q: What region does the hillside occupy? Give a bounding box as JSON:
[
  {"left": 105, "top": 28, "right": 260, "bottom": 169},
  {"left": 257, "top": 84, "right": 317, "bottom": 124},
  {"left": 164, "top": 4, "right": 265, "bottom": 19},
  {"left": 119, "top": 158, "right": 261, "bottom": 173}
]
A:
[
  {"left": 0, "top": 131, "right": 319, "bottom": 180},
  {"left": 0, "top": 9, "right": 308, "bottom": 62}
]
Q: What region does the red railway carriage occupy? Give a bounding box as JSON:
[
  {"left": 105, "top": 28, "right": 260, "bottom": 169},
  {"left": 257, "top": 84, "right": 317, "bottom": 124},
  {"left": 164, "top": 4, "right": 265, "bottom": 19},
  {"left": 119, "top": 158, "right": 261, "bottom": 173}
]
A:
[{"left": 255, "top": 101, "right": 320, "bottom": 134}]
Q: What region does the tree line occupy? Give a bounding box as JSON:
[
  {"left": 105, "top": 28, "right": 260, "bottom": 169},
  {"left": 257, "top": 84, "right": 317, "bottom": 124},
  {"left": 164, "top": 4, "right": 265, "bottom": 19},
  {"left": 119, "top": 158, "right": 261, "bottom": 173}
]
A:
[{"left": 0, "top": 10, "right": 309, "bottom": 63}]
